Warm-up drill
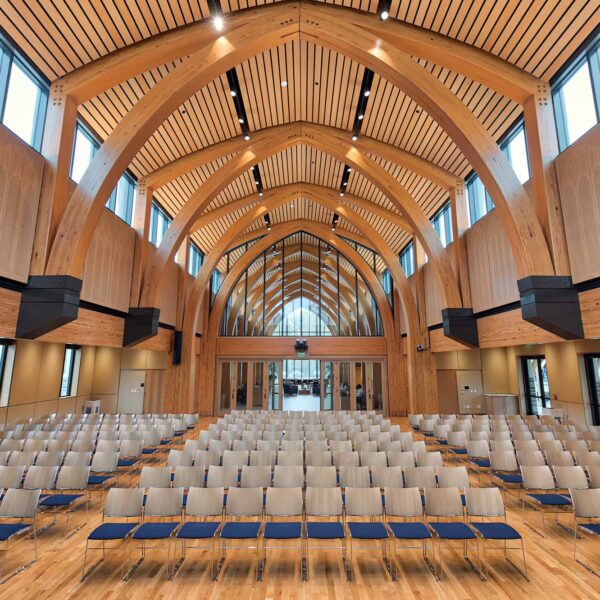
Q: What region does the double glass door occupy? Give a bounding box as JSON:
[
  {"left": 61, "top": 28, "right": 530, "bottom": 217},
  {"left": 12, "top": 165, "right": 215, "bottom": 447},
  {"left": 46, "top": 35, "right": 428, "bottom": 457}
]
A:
[{"left": 217, "top": 359, "right": 385, "bottom": 413}]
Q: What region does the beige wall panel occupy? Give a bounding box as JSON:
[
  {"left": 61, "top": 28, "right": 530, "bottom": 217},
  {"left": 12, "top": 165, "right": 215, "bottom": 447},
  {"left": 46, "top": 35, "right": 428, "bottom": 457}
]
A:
[
  {"left": 555, "top": 122, "right": 600, "bottom": 284},
  {"left": 56, "top": 396, "right": 77, "bottom": 415},
  {"left": 457, "top": 349, "right": 482, "bottom": 370},
  {"left": 147, "top": 351, "right": 168, "bottom": 370},
  {"left": 480, "top": 348, "right": 511, "bottom": 393},
  {"left": 33, "top": 399, "right": 60, "bottom": 418},
  {"left": 81, "top": 210, "right": 135, "bottom": 312},
  {"left": 436, "top": 370, "right": 458, "bottom": 414},
  {"left": 77, "top": 347, "right": 96, "bottom": 397},
  {"left": 36, "top": 343, "right": 64, "bottom": 402},
  {"left": 121, "top": 349, "right": 149, "bottom": 370},
  {"left": 7, "top": 403, "right": 37, "bottom": 423},
  {"left": 435, "top": 352, "right": 459, "bottom": 371},
  {"left": 144, "top": 369, "right": 166, "bottom": 413},
  {"left": 0, "top": 125, "right": 44, "bottom": 283},
  {"left": 9, "top": 341, "right": 43, "bottom": 405},
  {"left": 91, "top": 347, "right": 122, "bottom": 396}
]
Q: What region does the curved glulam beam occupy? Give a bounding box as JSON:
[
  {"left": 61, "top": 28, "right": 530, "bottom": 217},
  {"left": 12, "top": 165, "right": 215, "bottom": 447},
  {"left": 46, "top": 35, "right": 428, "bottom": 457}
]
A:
[
  {"left": 139, "top": 128, "right": 461, "bottom": 311},
  {"left": 57, "top": 1, "right": 539, "bottom": 106},
  {"left": 144, "top": 123, "right": 457, "bottom": 194},
  {"left": 45, "top": 2, "right": 551, "bottom": 283}
]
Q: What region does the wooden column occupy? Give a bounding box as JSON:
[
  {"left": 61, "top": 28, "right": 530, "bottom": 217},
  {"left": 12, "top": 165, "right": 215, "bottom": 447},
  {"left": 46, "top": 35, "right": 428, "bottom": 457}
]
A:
[
  {"left": 450, "top": 181, "right": 472, "bottom": 307},
  {"left": 523, "top": 86, "right": 570, "bottom": 275},
  {"left": 31, "top": 85, "right": 78, "bottom": 274}
]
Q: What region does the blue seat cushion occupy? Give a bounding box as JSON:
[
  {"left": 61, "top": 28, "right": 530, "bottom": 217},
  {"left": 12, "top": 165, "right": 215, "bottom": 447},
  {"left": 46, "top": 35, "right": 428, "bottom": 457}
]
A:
[
  {"left": 89, "top": 523, "right": 138, "bottom": 540},
  {"left": 142, "top": 448, "right": 158, "bottom": 455},
  {"left": 438, "top": 440, "right": 448, "bottom": 445},
  {"left": 423, "top": 432, "right": 434, "bottom": 437},
  {"left": 160, "top": 440, "right": 171, "bottom": 445},
  {"left": 177, "top": 522, "right": 219, "bottom": 539},
  {"left": 0, "top": 523, "right": 30, "bottom": 541},
  {"left": 388, "top": 522, "right": 431, "bottom": 540},
  {"left": 133, "top": 522, "right": 179, "bottom": 539},
  {"left": 174, "top": 432, "right": 184, "bottom": 437},
  {"left": 88, "top": 475, "right": 113, "bottom": 485},
  {"left": 306, "top": 521, "right": 345, "bottom": 539},
  {"left": 264, "top": 522, "right": 302, "bottom": 539},
  {"left": 471, "top": 522, "right": 521, "bottom": 540},
  {"left": 40, "top": 494, "right": 83, "bottom": 507},
  {"left": 470, "top": 458, "right": 490, "bottom": 468},
  {"left": 527, "top": 493, "right": 571, "bottom": 506},
  {"left": 495, "top": 473, "right": 523, "bottom": 484},
  {"left": 581, "top": 523, "right": 600, "bottom": 536},
  {"left": 118, "top": 459, "right": 137, "bottom": 467},
  {"left": 450, "top": 448, "right": 467, "bottom": 455},
  {"left": 429, "top": 522, "right": 476, "bottom": 540},
  {"left": 220, "top": 522, "right": 261, "bottom": 539},
  {"left": 347, "top": 522, "right": 388, "bottom": 540}
]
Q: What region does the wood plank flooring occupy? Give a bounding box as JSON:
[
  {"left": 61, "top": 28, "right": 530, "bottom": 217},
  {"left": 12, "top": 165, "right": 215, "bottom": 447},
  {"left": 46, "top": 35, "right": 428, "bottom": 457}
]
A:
[{"left": 0, "top": 417, "right": 599, "bottom": 600}]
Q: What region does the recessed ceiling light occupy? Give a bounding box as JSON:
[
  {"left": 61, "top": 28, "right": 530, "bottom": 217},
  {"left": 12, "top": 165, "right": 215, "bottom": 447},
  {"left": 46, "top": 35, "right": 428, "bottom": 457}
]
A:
[
  {"left": 230, "top": 90, "right": 237, "bottom": 97},
  {"left": 244, "top": 134, "right": 250, "bottom": 141},
  {"left": 259, "top": 192, "right": 264, "bottom": 197},
  {"left": 380, "top": 10, "right": 389, "bottom": 20},
  {"left": 238, "top": 118, "right": 244, "bottom": 124},
  {"left": 351, "top": 134, "right": 358, "bottom": 141},
  {"left": 340, "top": 192, "right": 345, "bottom": 197},
  {"left": 364, "top": 90, "right": 370, "bottom": 97},
  {"left": 214, "top": 16, "right": 224, "bottom": 31},
  {"left": 358, "top": 114, "right": 364, "bottom": 120},
  {"left": 281, "top": 80, "right": 288, "bottom": 87}
]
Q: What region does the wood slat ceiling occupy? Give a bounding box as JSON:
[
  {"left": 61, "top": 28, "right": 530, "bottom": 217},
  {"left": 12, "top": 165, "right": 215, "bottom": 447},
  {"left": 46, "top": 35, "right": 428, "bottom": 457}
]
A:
[{"left": 1, "top": 0, "right": 598, "bottom": 256}]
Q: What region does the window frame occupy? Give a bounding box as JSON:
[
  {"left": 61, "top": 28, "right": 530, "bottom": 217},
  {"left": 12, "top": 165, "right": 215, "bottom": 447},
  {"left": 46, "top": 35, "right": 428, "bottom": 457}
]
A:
[
  {"left": 0, "top": 37, "right": 48, "bottom": 151},
  {"left": 60, "top": 345, "right": 79, "bottom": 398},
  {"left": 399, "top": 241, "right": 415, "bottom": 277},
  {"left": 552, "top": 36, "right": 600, "bottom": 151},
  {"left": 584, "top": 353, "right": 600, "bottom": 426},
  {"left": 431, "top": 200, "right": 453, "bottom": 248},
  {"left": 0, "top": 342, "right": 7, "bottom": 393},
  {"left": 500, "top": 120, "right": 530, "bottom": 184},
  {"left": 521, "top": 355, "right": 551, "bottom": 415},
  {"left": 149, "top": 201, "right": 173, "bottom": 247},
  {"left": 188, "top": 240, "right": 205, "bottom": 277}
]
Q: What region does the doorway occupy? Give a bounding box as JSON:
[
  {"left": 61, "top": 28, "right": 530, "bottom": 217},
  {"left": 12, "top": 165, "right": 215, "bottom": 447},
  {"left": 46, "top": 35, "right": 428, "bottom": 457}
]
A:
[{"left": 521, "top": 356, "right": 551, "bottom": 415}]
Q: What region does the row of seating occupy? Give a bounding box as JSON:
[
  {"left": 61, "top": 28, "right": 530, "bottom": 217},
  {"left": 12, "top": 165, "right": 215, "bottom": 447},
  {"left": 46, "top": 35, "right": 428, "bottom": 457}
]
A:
[{"left": 80, "top": 485, "right": 530, "bottom": 582}]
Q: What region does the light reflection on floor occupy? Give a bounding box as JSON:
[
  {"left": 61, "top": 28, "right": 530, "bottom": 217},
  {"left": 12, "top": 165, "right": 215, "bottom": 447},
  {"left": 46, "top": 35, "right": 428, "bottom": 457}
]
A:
[{"left": 282, "top": 393, "right": 321, "bottom": 411}]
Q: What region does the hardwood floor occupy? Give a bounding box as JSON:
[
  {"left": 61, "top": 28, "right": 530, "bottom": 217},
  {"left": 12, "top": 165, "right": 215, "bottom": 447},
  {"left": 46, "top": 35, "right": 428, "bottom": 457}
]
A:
[{"left": 1, "top": 417, "right": 599, "bottom": 600}]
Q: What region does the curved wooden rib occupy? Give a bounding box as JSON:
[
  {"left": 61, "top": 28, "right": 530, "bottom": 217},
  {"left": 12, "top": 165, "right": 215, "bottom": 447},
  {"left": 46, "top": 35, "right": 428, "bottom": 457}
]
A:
[
  {"left": 45, "top": 2, "right": 551, "bottom": 285},
  {"left": 58, "top": 1, "right": 539, "bottom": 106},
  {"left": 140, "top": 128, "right": 461, "bottom": 312}
]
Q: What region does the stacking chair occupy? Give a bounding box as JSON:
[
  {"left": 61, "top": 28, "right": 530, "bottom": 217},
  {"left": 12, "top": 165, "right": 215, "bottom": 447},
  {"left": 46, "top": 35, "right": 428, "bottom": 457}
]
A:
[
  {"left": 127, "top": 487, "right": 184, "bottom": 579},
  {"left": 371, "top": 466, "right": 404, "bottom": 489},
  {"left": 305, "top": 451, "right": 332, "bottom": 467},
  {"left": 206, "top": 466, "right": 239, "bottom": 489},
  {"left": 425, "top": 487, "right": 483, "bottom": 580},
  {"left": 387, "top": 451, "right": 415, "bottom": 469},
  {"left": 139, "top": 466, "right": 172, "bottom": 489},
  {"left": 339, "top": 466, "right": 370, "bottom": 488},
  {"left": 173, "top": 466, "right": 204, "bottom": 490},
  {"left": 437, "top": 467, "right": 470, "bottom": 506},
  {"left": 360, "top": 451, "right": 387, "bottom": 469},
  {"left": 88, "top": 451, "right": 119, "bottom": 490},
  {"left": 306, "top": 466, "right": 337, "bottom": 488},
  {"left": 167, "top": 450, "right": 194, "bottom": 468},
  {"left": 489, "top": 451, "right": 523, "bottom": 488},
  {"left": 173, "top": 487, "right": 224, "bottom": 580},
  {"left": 250, "top": 450, "right": 277, "bottom": 467},
  {"left": 240, "top": 466, "right": 272, "bottom": 488},
  {"left": 39, "top": 466, "right": 90, "bottom": 536},
  {"left": 261, "top": 487, "right": 304, "bottom": 580},
  {"left": 465, "top": 487, "right": 528, "bottom": 580},
  {"left": 277, "top": 451, "right": 303, "bottom": 467},
  {"left": 82, "top": 487, "right": 144, "bottom": 580},
  {"left": 193, "top": 450, "right": 220, "bottom": 470},
  {"left": 546, "top": 450, "right": 575, "bottom": 467},
  {"left": 273, "top": 466, "right": 304, "bottom": 488},
  {"left": 304, "top": 487, "right": 348, "bottom": 580},
  {"left": 0, "top": 489, "right": 41, "bottom": 584},
  {"left": 8, "top": 452, "right": 37, "bottom": 468},
  {"left": 570, "top": 488, "right": 600, "bottom": 576},
  {"left": 0, "top": 466, "right": 25, "bottom": 491},
  {"left": 520, "top": 465, "right": 571, "bottom": 536},
  {"left": 404, "top": 467, "right": 436, "bottom": 494},
  {"left": 63, "top": 451, "right": 92, "bottom": 466},
  {"left": 516, "top": 450, "right": 545, "bottom": 467},
  {"left": 333, "top": 451, "right": 360, "bottom": 469},
  {"left": 447, "top": 431, "right": 468, "bottom": 460},
  {"left": 35, "top": 451, "right": 64, "bottom": 467},
  {"left": 218, "top": 487, "right": 263, "bottom": 579},
  {"left": 384, "top": 487, "right": 435, "bottom": 579},
  {"left": 344, "top": 487, "right": 391, "bottom": 580},
  {"left": 466, "top": 440, "right": 490, "bottom": 477},
  {"left": 416, "top": 451, "right": 443, "bottom": 468},
  {"left": 222, "top": 450, "right": 249, "bottom": 469}
]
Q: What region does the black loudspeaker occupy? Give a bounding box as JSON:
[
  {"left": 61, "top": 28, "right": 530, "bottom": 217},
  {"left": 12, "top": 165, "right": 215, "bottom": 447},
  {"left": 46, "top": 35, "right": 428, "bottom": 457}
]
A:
[{"left": 173, "top": 330, "right": 183, "bottom": 364}]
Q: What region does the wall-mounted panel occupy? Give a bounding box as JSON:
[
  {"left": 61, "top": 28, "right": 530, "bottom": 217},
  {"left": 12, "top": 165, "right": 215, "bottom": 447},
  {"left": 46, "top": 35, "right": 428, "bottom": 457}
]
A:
[
  {"left": 0, "top": 125, "right": 44, "bottom": 283},
  {"left": 466, "top": 210, "right": 518, "bottom": 312},
  {"left": 555, "top": 123, "right": 600, "bottom": 284},
  {"left": 81, "top": 210, "right": 135, "bottom": 312}
]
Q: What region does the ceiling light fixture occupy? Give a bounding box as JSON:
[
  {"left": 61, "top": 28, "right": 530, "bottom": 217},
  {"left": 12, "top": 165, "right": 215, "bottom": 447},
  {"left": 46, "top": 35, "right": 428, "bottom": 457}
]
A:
[
  {"left": 214, "top": 15, "right": 224, "bottom": 30},
  {"left": 352, "top": 134, "right": 358, "bottom": 141},
  {"left": 244, "top": 134, "right": 250, "bottom": 141},
  {"left": 380, "top": 10, "right": 389, "bottom": 20},
  {"left": 281, "top": 80, "right": 288, "bottom": 87},
  {"left": 358, "top": 114, "right": 364, "bottom": 120},
  {"left": 230, "top": 90, "right": 236, "bottom": 97}
]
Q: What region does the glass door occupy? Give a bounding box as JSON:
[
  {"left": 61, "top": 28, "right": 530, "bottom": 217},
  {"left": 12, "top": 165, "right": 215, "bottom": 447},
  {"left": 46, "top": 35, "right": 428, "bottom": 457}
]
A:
[
  {"left": 268, "top": 361, "right": 281, "bottom": 410},
  {"left": 339, "top": 362, "right": 352, "bottom": 410},
  {"left": 355, "top": 362, "right": 367, "bottom": 410},
  {"left": 521, "top": 356, "right": 550, "bottom": 415},
  {"left": 251, "top": 362, "right": 264, "bottom": 410},
  {"left": 236, "top": 362, "right": 248, "bottom": 410},
  {"left": 585, "top": 354, "right": 600, "bottom": 425},
  {"left": 369, "top": 362, "right": 384, "bottom": 411},
  {"left": 218, "top": 361, "right": 234, "bottom": 413},
  {"left": 322, "top": 361, "right": 333, "bottom": 410}
]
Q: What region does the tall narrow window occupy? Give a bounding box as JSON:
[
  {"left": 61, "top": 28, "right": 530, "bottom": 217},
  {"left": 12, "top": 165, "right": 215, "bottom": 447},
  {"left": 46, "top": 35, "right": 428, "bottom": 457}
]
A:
[
  {"left": 71, "top": 124, "right": 98, "bottom": 183},
  {"left": 501, "top": 123, "right": 530, "bottom": 184},
  {"left": 106, "top": 174, "right": 135, "bottom": 225},
  {"left": 188, "top": 241, "right": 204, "bottom": 277},
  {"left": 149, "top": 201, "right": 172, "bottom": 247},
  {"left": 0, "top": 340, "right": 14, "bottom": 408},
  {"left": 399, "top": 241, "right": 415, "bottom": 277},
  {"left": 431, "top": 201, "right": 453, "bottom": 247},
  {"left": 521, "top": 356, "right": 551, "bottom": 415},
  {"left": 0, "top": 51, "right": 47, "bottom": 150},
  {"left": 60, "top": 346, "right": 80, "bottom": 397},
  {"left": 584, "top": 354, "right": 600, "bottom": 426},
  {"left": 0, "top": 343, "right": 7, "bottom": 393},
  {"left": 466, "top": 175, "right": 494, "bottom": 226},
  {"left": 553, "top": 59, "right": 599, "bottom": 150}
]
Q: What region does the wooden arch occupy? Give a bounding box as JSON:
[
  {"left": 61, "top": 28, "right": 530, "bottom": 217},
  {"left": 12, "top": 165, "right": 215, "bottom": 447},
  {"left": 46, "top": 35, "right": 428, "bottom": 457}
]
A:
[
  {"left": 138, "top": 128, "right": 461, "bottom": 313},
  {"left": 43, "top": 1, "right": 553, "bottom": 286}
]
